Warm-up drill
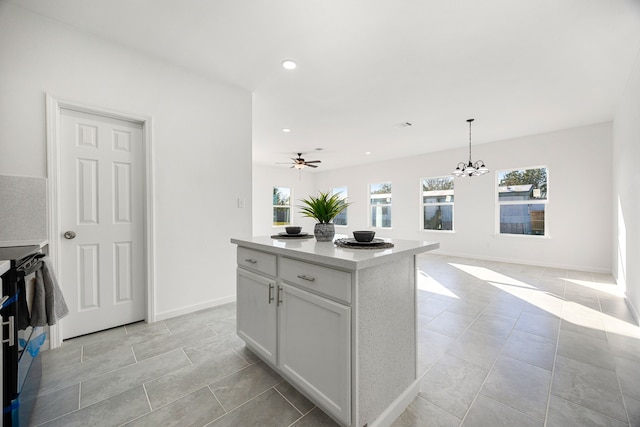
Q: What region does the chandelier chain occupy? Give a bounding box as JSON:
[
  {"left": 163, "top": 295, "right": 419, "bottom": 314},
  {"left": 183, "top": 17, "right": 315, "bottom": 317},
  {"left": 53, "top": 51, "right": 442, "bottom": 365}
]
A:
[
  {"left": 452, "top": 118, "right": 488, "bottom": 178},
  {"left": 468, "top": 119, "right": 472, "bottom": 163}
]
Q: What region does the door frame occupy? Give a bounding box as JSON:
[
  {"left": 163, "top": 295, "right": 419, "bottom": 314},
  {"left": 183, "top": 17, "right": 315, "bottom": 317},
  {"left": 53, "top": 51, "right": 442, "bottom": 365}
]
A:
[{"left": 45, "top": 94, "right": 156, "bottom": 348}]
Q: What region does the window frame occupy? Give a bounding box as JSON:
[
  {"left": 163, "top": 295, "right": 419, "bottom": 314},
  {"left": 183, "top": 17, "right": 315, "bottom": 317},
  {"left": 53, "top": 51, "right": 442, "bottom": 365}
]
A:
[
  {"left": 369, "top": 182, "right": 392, "bottom": 229},
  {"left": 331, "top": 186, "right": 349, "bottom": 227},
  {"left": 272, "top": 186, "right": 292, "bottom": 227},
  {"left": 421, "top": 176, "right": 455, "bottom": 233},
  {"left": 496, "top": 165, "right": 549, "bottom": 238}
]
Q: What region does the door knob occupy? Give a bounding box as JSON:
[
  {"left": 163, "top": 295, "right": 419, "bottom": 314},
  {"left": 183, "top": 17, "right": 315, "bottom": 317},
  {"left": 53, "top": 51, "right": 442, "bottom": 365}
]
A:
[{"left": 64, "top": 231, "right": 77, "bottom": 240}]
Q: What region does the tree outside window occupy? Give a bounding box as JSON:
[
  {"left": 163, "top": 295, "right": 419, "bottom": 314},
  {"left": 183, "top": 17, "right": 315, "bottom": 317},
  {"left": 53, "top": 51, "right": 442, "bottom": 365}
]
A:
[
  {"left": 273, "top": 187, "right": 291, "bottom": 226},
  {"left": 422, "top": 177, "right": 454, "bottom": 231},
  {"left": 497, "top": 167, "right": 548, "bottom": 236},
  {"left": 370, "top": 182, "right": 392, "bottom": 228},
  {"left": 331, "top": 187, "right": 348, "bottom": 226}
]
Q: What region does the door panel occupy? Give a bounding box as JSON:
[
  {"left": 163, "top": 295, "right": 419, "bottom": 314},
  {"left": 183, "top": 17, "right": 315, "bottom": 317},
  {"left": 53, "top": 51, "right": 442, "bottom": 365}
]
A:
[{"left": 60, "top": 108, "right": 144, "bottom": 338}]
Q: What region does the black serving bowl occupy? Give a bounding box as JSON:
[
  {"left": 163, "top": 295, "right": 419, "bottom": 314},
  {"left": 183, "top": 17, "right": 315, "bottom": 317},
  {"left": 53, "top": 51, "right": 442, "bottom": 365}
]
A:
[
  {"left": 286, "top": 226, "right": 302, "bottom": 235},
  {"left": 353, "top": 230, "right": 375, "bottom": 242}
]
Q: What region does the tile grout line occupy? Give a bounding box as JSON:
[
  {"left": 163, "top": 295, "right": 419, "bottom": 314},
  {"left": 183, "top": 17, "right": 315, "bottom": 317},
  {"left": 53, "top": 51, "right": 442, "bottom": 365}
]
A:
[
  {"left": 541, "top": 281, "right": 566, "bottom": 427},
  {"left": 604, "top": 311, "right": 634, "bottom": 426},
  {"left": 272, "top": 384, "right": 306, "bottom": 416},
  {"left": 133, "top": 357, "right": 258, "bottom": 417},
  {"left": 208, "top": 384, "right": 229, "bottom": 413},
  {"left": 180, "top": 345, "right": 194, "bottom": 366},
  {"left": 456, "top": 300, "right": 525, "bottom": 426},
  {"left": 204, "top": 386, "right": 276, "bottom": 426}
]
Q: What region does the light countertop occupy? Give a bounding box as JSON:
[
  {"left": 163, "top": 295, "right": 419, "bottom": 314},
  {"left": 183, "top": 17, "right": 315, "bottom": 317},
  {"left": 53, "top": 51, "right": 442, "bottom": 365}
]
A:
[{"left": 231, "top": 235, "right": 439, "bottom": 271}]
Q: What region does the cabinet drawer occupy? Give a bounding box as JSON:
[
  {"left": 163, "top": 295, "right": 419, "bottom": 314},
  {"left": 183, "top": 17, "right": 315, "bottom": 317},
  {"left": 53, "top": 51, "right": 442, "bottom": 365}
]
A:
[
  {"left": 237, "top": 247, "right": 277, "bottom": 277},
  {"left": 280, "top": 257, "right": 351, "bottom": 304}
]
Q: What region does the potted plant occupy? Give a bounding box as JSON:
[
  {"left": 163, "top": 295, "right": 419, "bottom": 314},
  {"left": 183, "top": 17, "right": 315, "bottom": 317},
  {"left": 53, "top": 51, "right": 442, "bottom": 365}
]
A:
[{"left": 298, "top": 191, "right": 351, "bottom": 241}]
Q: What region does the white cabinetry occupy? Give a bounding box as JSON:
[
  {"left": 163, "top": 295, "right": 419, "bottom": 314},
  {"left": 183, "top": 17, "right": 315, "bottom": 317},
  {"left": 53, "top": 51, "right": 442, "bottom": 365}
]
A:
[
  {"left": 232, "top": 236, "right": 439, "bottom": 427},
  {"left": 236, "top": 248, "right": 351, "bottom": 425},
  {"left": 278, "top": 283, "right": 350, "bottom": 424},
  {"left": 236, "top": 269, "right": 277, "bottom": 365}
]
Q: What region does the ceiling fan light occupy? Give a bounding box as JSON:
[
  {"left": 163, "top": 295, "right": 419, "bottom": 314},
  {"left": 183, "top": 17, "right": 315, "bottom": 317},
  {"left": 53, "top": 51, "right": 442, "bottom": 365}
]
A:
[{"left": 294, "top": 163, "right": 305, "bottom": 170}]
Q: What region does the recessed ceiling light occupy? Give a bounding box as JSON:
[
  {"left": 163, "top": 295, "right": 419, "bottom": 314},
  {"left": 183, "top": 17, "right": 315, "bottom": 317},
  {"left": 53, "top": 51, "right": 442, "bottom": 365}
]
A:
[
  {"left": 315, "top": 147, "right": 324, "bottom": 151},
  {"left": 365, "top": 151, "right": 371, "bottom": 155},
  {"left": 282, "top": 60, "right": 297, "bottom": 70},
  {"left": 282, "top": 128, "right": 291, "bottom": 133}
]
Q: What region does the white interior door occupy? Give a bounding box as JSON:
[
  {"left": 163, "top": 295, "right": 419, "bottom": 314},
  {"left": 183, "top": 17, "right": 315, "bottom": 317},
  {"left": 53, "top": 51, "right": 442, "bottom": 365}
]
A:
[{"left": 59, "top": 108, "right": 145, "bottom": 339}]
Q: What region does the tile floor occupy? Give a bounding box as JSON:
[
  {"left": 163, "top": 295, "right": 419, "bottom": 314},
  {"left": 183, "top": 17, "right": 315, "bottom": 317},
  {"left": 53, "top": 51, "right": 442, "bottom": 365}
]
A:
[{"left": 30, "top": 254, "right": 640, "bottom": 426}]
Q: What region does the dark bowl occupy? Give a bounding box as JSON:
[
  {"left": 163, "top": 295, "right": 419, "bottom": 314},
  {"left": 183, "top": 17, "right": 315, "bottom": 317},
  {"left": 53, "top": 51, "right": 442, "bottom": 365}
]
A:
[
  {"left": 353, "top": 230, "right": 375, "bottom": 242},
  {"left": 286, "top": 226, "right": 302, "bottom": 235}
]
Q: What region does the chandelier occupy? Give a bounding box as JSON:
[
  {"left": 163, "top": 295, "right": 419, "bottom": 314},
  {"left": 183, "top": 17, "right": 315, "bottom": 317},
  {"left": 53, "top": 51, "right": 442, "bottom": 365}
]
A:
[{"left": 452, "top": 118, "right": 489, "bottom": 177}]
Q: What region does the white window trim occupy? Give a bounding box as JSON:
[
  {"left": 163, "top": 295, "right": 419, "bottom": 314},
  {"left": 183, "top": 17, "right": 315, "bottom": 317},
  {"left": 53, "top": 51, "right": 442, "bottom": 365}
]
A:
[
  {"left": 369, "top": 182, "right": 392, "bottom": 229},
  {"left": 331, "top": 186, "right": 349, "bottom": 227},
  {"left": 273, "top": 186, "right": 292, "bottom": 227},
  {"left": 420, "top": 176, "right": 455, "bottom": 233},
  {"left": 495, "top": 166, "right": 549, "bottom": 238}
]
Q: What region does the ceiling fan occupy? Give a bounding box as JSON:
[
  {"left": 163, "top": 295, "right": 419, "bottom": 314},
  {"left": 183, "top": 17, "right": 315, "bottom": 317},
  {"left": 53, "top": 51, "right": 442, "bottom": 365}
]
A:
[{"left": 283, "top": 153, "right": 322, "bottom": 169}]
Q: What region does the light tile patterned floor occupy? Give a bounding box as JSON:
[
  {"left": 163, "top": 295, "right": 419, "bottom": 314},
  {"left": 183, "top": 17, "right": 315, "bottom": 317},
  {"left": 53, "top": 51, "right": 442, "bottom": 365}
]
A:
[{"left": 31, "top": 254, "right": 640, "bottom": 426}]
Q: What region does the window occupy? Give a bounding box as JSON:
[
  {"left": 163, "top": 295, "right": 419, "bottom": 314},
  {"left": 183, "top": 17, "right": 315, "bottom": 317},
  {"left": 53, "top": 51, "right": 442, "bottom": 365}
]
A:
[
  {"left": 273, "top": 187, "right": 291, "bottom": 226},
  {"left": 370, "top": 182, "right": 392, "bottom": 228},
  {"left": 422, "top": 176, "right": 454, "bottom": 231},
  {"left": 331, "top": 187, "right": 348, "bottom": 226},
  {"left": 497, "top": 167, "right": 548, "bottom": 236}
]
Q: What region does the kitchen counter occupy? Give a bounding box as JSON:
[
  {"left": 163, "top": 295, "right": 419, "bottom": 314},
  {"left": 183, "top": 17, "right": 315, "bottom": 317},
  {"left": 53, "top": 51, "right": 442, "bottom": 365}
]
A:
[
  {"left": 232, "top": 236, "right": 439, "bottom": 427},
  {"left": 230, "top": 235, "right": 439, "bottom": 271}
]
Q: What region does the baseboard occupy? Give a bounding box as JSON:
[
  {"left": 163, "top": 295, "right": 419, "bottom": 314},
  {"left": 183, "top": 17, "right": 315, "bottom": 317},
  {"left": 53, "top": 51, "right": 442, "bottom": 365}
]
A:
[
  {"left": 155, "top": 295, "right": 236, "bottom": 322},
  {"left": 625, "top": 295, "right": 640, "bottom": 326},
  {"left": 430, "top": 249, "right": 612, "bottom": 274},
  {"left": 369, "top": 379, "right": 419, "bottom": 427}
]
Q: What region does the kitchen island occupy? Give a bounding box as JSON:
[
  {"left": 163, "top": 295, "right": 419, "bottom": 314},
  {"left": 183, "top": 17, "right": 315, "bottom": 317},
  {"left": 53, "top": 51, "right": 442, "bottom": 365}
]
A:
[{"left": 231, "top": 235, "right": 439, "bottom": 427}]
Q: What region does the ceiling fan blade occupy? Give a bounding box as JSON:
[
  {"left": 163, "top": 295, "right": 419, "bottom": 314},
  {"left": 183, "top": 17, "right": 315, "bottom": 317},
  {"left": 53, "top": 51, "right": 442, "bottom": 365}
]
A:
[
  {"left": 307, "top": 164, "right": 318, "bottom": 168},
  {"left": 305, "top": 160, "right": 321, "bottom": 164}
]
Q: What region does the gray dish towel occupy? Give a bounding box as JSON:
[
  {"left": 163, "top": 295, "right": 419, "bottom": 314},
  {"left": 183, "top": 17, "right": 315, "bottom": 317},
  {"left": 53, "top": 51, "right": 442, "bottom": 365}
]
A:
[{"left": 30, "top": 256, "right": 69, "bottom": 327}]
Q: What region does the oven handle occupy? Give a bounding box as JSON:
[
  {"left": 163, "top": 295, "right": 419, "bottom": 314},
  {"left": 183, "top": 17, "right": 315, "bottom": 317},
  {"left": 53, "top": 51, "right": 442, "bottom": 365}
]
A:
[
  {"left": 2, "top": 315, "right": 15, "bottom": 347},
  {"left": 17, "top": 254, "right": 45, "bottom": 276}
]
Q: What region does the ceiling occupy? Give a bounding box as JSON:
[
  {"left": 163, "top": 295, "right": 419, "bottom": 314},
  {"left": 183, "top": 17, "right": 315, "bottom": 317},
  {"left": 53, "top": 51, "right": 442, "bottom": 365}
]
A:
[{"left": 10, "top": 0, "right": 640, "bottom": 171}]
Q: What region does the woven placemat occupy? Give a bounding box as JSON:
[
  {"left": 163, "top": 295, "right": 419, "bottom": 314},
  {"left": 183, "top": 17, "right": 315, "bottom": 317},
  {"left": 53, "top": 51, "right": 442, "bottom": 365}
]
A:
[
  {"left": 334, "top": 238, "right": 394, "bottom": 249},
  {"left": 270, "top": 234, "right": 314, "bottom": 239}
]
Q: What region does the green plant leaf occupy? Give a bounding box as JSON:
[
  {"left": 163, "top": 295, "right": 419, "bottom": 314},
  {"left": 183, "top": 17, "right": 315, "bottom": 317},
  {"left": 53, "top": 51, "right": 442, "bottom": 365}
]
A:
[{"left": 298, "top": 191, "right": 351, "bottom": 223}]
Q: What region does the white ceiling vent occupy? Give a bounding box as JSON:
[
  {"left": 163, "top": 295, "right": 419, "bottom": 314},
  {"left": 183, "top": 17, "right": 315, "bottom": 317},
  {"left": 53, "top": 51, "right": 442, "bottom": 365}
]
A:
[{"left": 394, "top": 122, "right": 413, "bottom": 128}]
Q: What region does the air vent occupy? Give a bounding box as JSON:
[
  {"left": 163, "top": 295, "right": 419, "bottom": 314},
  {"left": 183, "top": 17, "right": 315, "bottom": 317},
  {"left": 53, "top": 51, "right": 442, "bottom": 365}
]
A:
[{"left": 394, "top": 122, "right": 413, "bottom": 128}]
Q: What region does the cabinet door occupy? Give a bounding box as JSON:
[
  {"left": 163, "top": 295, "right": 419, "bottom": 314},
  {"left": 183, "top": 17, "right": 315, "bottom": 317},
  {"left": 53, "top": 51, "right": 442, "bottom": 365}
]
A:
[
  {"left": 278, "top": 283, "right": 351, "bottom": 425},
  {"left": 237, "top": 269, "right": 277, "bottom": 365}
]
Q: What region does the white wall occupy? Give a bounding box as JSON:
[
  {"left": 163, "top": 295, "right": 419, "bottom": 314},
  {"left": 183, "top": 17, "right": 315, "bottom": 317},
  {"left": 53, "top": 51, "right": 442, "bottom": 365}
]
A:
[
  {"left": 613, "top": 49, "right": 640, "bottom": 321},
  {"left": 0, "top": 3, "right": 252, "bottom": 320},
  {"left": 252, "top": 164, "right": 318, "bottom": 236},
  {"left": 255, "top": 123, "right": 612, "bottom": 273}
]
